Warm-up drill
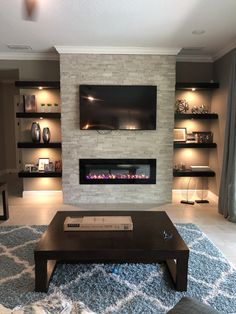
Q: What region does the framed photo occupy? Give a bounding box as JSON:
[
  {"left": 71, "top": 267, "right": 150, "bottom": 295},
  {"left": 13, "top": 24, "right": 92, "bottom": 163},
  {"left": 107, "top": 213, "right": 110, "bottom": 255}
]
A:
[
  {"left": 24, "top": 163, "right": 35, "bottom": 172},
  {"left": 173, "top": 128, "right": 187, "bottom": 142},
  {"left": 44, "top": 164, "right": 50, "bottom": 172},
  {"left": 193, "top": 131, "right": 213, "bottom": 143},
  {"left": 48, "top": 162, "right": 55, "bottom": 172},
  {"left": 55, "top": 160, "right": 62, "bottom": 172},
  {"left": 186, "top": 133, "right": 196, "bottom": 143},
  {"left": 31, "top": 165, "right": 38, "bottom": 172},
  {"left": 38, "top": 158, "right": 49, "bottom": 171},
  {"left": 23, "top": 95, "right": 37, "bottom": 113}
]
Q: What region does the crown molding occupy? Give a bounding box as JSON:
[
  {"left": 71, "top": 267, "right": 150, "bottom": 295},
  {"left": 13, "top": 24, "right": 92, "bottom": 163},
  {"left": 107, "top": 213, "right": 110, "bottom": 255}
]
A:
[
  {"left": 213, "top": 38, "right": 236, "bottom": 61},
  {"left": 176, "top": 54, "right": 213, "bottom": 63},
  {"left": 0, "top": 52, "right": 59, "bottom": 61},
  {"left": 55, "top": 45, "right": 181, "bottom": 55}
]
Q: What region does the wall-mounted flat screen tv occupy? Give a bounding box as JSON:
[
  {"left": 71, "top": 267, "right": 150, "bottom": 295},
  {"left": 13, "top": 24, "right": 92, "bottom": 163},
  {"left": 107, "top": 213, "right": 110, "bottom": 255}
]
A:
[{"left": 79, "top": 85, "right": 157, "bottom": 130}]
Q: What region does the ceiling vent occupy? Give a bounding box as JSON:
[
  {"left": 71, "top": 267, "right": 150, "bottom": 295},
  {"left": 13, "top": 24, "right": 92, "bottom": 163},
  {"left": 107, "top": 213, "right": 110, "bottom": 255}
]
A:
[{"left": 7, "top": 44, "right": 32, "bottom": 51}]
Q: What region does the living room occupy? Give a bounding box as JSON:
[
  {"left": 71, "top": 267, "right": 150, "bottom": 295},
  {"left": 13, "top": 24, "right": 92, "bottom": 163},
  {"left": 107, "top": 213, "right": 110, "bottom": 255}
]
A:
[{"left": 0, "top": 1, "right": 236, "bottom": 313}]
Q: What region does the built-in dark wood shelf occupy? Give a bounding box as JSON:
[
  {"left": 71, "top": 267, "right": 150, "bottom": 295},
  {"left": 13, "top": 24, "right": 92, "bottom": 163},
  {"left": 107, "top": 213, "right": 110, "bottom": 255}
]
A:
[
  {"left": 15, "top": 81, "right": 60, "bottom": 89},
  {"left": 176, "top": 82, "right": 219, "bottom": 90},
  {"left": 17, "top": 142, "right": 61, "bottom": 148},
  {"left": 174, "top": 142, "right": 217, "bottom": 148},
  {"left": 175, "top": 113, "right": 218, "bottom": 120},
  {"left": 18, "top": 171, "right": 62, "bottom": 178},
  {"left": 16, "top": 112, "right": 61, "bottom": 119},
  {"left": 173, "top": 169, "right": 215, "bottom": 177}
]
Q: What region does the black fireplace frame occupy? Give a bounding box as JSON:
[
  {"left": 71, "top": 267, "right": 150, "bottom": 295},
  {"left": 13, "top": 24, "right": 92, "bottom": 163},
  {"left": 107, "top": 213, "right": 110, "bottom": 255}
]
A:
[{"left": 79, "top": 159, "right": 156, "bottom": 184}]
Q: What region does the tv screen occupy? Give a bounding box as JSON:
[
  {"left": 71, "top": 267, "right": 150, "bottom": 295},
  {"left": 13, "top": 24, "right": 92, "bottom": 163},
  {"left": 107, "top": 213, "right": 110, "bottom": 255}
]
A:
[{"left": 79, "top": 85, "right": 156, "bottom": 130}]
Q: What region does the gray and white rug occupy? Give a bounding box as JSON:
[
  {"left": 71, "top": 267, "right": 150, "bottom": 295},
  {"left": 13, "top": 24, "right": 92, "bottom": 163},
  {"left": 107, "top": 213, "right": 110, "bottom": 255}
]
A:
[{"left": 0, "top": 224, "right": 236, "bottom": 313}]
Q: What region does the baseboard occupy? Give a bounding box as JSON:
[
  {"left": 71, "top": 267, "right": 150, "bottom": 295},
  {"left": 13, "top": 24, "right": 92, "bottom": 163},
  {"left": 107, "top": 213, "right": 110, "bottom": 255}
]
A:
[
  {"left": 207, "top": 190, "right": 219, "bottom": 203},
  {"left": 172, "top": 189, "right": 218, "bottom": 203},
  {"left": 23, "top": 190, "right": 62, "bottom": 198}
]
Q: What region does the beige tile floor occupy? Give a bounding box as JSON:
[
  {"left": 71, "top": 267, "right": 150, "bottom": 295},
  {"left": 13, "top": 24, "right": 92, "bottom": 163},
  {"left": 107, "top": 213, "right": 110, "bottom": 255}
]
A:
[{"left": 1, "top": 174, "right": 236, "bottom": 267}]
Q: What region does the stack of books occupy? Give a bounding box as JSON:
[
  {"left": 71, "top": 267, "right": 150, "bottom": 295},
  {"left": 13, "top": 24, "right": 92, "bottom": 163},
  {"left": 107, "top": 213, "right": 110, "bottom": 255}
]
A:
[{"left": 64, "top": 216, "right": 133, "bottom": 231}]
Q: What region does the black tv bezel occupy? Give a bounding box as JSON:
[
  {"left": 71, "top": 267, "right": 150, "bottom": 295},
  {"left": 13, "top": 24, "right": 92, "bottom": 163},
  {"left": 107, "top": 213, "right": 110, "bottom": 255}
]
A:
[{"left": 79, "top": 84, "right": 157, "bottom": 131}]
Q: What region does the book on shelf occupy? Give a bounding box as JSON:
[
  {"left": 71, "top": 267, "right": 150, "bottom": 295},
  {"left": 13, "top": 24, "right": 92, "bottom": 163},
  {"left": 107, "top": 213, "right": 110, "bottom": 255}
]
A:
[
  {"left": 64, "top": 216, "right": 133, "bottom": 231},
  {"left": 190, "top": 166, "right": 210, "bottom": 171}
]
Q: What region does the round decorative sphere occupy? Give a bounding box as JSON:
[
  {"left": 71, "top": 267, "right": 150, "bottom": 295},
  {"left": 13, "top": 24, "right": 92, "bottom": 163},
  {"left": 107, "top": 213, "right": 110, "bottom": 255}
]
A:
[{"left": 175, "top": 99, "right": 189, "bottom": 113}]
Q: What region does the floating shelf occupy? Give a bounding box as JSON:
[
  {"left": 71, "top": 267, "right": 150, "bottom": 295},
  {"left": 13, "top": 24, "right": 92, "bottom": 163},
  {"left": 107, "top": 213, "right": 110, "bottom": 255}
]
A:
[
  {"left": 175, "top": 113, "right": 218, "bottom": 120},
  {"left": 18, "top": 171, "right": 62, "bottom": 178},
  {"left": 174, "top": 142, "right": 217, "bottom": 148},
  {"left": 17, "top": 142, "right": 61, "bottom": 148},
  {"left": 16, "top": 112, "right": 61, "bottom": 119},
  {"left": 15, "top": 81, "right": 60, "bottom": 89},
  {"left": 173, "top": 169, "right": 215, "bottom": 177},
  {"left": 176, "top": 82, "right": 219, "bottom": 90}
]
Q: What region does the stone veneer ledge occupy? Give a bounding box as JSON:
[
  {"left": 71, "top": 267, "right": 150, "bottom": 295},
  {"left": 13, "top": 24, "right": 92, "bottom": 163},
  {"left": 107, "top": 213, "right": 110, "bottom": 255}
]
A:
[{"left": 60, "top": 54, "right": 176, "bottom": 204}]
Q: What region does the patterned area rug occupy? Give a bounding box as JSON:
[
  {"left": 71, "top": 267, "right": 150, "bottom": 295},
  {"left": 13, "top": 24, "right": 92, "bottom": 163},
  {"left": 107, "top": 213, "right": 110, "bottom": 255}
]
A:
[{"left": 0, "top": 224, "right": 236, "bottom": 313}]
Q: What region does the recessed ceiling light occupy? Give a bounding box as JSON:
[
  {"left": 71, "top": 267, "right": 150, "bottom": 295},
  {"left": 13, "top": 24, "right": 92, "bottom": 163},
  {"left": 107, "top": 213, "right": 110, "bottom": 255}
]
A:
[
  {"left": 7, "top": 44, "right": 32, "bottom": 50},
  {"left": 192, "top": 30, "right": 206, "bottom": 35}
]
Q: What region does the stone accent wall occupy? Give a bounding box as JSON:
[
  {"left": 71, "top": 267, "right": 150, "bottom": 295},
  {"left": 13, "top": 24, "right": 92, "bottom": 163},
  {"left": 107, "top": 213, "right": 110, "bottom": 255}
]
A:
[{"left": 60, "top": 54, "right": 176, "bottom": 204}]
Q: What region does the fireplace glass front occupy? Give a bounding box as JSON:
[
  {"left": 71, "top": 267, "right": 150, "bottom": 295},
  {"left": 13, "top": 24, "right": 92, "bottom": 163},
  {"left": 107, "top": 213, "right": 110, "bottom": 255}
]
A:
[{"left": 79, "top": 159, "right": 156, "bottom": 184}]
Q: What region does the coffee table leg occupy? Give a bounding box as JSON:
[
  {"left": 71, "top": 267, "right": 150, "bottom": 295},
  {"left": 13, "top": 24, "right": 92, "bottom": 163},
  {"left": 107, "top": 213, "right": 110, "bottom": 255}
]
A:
[
  {"left": 35, "top": 257, "right": 57, "bottom": 292},
  {"left": 35, "top": 257, "right": 48, "bottom": 292},
  {"left": 176, "top": 256, "right": 188, "bottom": 291},
  {"left": 166, "top": 255, "right": 188, "bottom": 291}
]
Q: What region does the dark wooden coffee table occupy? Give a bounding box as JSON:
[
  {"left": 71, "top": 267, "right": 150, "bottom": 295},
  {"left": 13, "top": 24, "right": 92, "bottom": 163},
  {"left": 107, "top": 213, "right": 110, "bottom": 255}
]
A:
[{"left": 34, "top": 211, "right": 189, "bottom": 292}]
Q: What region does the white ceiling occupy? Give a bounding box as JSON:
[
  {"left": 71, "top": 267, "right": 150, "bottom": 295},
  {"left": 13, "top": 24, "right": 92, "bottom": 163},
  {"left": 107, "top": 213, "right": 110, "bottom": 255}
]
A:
[{"left": 0, "top": 0, "right": 236, "bottom": 61}]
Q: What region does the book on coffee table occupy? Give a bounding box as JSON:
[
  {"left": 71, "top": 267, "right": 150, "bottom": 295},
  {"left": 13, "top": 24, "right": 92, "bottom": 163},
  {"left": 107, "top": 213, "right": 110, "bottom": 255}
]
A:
[{"left": 64, "top": 216, "right": 133, "bottom": 231}]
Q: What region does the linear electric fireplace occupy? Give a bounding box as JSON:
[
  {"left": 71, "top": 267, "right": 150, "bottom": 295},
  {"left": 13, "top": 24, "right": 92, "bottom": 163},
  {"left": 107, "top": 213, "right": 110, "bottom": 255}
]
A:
[{"left": 79, "top": 159, "right": 156, "bottom": 184}]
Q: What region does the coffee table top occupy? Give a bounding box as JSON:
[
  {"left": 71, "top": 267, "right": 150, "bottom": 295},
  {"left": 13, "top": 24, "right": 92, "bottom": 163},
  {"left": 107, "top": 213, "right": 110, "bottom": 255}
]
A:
[{"left": 35, "top": 211, "right": 188, "bottom": 257}]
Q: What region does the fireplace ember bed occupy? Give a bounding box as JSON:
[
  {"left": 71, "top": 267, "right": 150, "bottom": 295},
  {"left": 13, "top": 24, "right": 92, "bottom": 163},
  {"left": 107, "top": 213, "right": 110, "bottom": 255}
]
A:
[{"left": 79, "top": 159, "right": 156, "bottom": 184}]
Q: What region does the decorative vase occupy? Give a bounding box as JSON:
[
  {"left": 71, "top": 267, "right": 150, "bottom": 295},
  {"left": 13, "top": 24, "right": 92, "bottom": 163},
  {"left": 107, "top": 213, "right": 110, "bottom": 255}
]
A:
[
  {"left": 31, "top": 122, "right": 41, "bottom": 143},
  {"left": 43, "top": 127, "right": 50, "bottom": 143}
]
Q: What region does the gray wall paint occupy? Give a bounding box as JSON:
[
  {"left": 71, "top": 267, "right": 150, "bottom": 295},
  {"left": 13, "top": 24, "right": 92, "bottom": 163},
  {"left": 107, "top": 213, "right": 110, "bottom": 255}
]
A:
[
  {"left": 209, "top": 50, "right": 234, "bottom": 195},
  {"left": 0, "top": 81, "right": 19, "bottom": 172},
  {"left": 60, "top": 54, "right": 176, "bottom": 204},
  {"left": 0, "top": 84, "right": 6, "bottom": 172},
  {"left": 0, "top": 61, "right": 59, "bottom": 178},
  {"left": 0, "top": 60, "right": 59, "bottom": 80},
  {"left": 176, "top": 62, "right": 214, "bottom": 82},
  {"left": 175, "top": 62, "right": 215, "bottom": 191}
]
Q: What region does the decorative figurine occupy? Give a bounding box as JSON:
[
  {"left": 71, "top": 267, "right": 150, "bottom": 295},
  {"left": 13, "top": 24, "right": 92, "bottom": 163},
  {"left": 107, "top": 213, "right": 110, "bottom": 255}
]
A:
[
  {"left": 175, "top": 99, "right": 189, "bottom": 113},
  {"left": 191, "top": 106, "right": 200, "bottom": 114},
  {"left": 199, "top": 104, "right": 208, "bottom": 114}
]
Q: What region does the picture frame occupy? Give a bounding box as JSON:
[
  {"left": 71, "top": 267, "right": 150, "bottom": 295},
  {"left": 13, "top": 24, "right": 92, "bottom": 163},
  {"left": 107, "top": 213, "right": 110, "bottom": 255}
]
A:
[
  {"left": 31, "top": 165, "right": 38, "bottom": 172},
  {"left": 55, "top": 160, "right": 62, "bottom": 172},
  {"left": 193, "top": 131, "right": 213, "bottom": 143},
  {"left": 23, "top": 95, "right": 37, "bottom": 113},
  {"left": 38, "top": 158, "right": 49, "bottom": 171},
  {"left": 173, "top": 128, "right": 187, "bottom": 142},
  {"left": 24, "top": 163, "right": 35, "bottom": 172},
  {"left": 48, "top": 162, "right": 55, "bottom": 172},
  {"left": 44, "top": 164, "right": 50, "bottom": 172}
]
